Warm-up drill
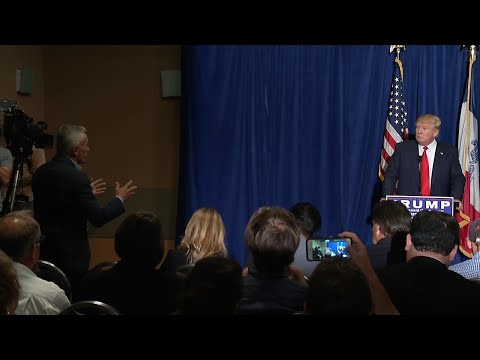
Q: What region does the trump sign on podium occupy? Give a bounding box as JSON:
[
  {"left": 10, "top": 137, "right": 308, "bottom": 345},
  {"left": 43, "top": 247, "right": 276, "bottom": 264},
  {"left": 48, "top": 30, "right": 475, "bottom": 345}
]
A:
[{"left": 386, "top": 195, "right": 454, "bottom": 217}]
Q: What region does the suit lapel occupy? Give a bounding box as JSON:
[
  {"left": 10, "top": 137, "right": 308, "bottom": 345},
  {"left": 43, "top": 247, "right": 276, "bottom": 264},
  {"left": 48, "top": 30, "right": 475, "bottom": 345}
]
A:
[
  {"left": 409, "top": 141, "right": 420, "bottom": 193},
  {"left": 431, "top": 142, "right": 445, "bottom": 191}
]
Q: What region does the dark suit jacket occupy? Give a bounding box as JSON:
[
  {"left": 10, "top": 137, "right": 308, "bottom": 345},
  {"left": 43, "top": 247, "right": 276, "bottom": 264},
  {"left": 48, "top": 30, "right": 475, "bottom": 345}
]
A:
[
  {"left": 377, "top": 256, "right": 480, "bottom": 315},
  {"left": 382, "top": 140, "right": 465, "bottom": 199},
  {"left": 367, "top": 237, "right": 393, "bottom": 271},
  {"left": 366, "top": 234, "right": 407, "bottom": 271},
  {"left": 76, "top": 260, "right": 182, "bottom": 315},
  {"left": 32, "top": 154, "right": 125, "bottom": 277}
]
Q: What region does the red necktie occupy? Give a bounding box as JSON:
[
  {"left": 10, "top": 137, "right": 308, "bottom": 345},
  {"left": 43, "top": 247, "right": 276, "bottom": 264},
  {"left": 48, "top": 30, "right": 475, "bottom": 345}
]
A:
[{"left": 420, "top": 146, "right": 430, "bottom": 196}]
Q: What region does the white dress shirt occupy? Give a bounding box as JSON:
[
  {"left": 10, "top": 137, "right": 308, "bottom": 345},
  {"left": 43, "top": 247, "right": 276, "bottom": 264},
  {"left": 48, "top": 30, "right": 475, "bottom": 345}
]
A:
[{"left": 13, "top": 262, "right": 71, "bottom": 315}]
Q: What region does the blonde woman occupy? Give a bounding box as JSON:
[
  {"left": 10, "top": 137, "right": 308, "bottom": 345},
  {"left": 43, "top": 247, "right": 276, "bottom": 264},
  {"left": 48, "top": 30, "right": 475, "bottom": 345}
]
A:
[{"left": 160, "top": 208, "right": 227, "bottom": 273}]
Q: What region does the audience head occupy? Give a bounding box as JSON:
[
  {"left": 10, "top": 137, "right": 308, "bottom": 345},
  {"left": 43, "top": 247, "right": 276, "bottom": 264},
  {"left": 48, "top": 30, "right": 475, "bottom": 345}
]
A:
[
  {"left": 180, "top": 256, "right": 243, "bottom": 315},
  {"left": 305, "top": 257, "right": 372, "bottom": 315},
  {"left": 114, "top": 211, "right": 164, "bottom": 268},
  {"left": 407, "top": 210, "right": 459, "bottom": 264},
  {"left": 179, "top": 208, "right": 227, "bottom": 264},
  {"left": 469, "top": 218, "right": 480, "bottom": 242},
  {"left": 289, "top": 202, "right": 322, "bottom": 238},
  {"left": 371, "top": 200, "right": 411, "bottom": 244},
  {"left": 0, "top": 249, "right": 19, "bottom": 315},
  {"left": 245, "top": 206, "right": 300, "bottom": 269},
  {"left": 56, "top": 124, "right": 89, "bottom": 164},
  {"left": 0, "top": 210, "right": 41, "bottom": 268}
]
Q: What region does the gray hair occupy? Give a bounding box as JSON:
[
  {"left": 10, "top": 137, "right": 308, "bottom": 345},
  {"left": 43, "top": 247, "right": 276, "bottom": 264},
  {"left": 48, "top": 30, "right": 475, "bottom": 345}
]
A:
[
  {"left": 56, "top": 124, "right": 87, "bottom": 155},
  {"left": 0, "top": 210, "right": 40, "bottom": 262}
]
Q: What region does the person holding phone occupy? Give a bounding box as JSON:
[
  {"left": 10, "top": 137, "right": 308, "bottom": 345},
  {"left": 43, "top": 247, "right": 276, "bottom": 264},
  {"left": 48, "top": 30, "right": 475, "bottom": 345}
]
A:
[
  {"left": 338, "top": 231, "right": 399, "bottom": 315},
  {"left": 304, "top": 257, "right": 373, "bottom": 315}
]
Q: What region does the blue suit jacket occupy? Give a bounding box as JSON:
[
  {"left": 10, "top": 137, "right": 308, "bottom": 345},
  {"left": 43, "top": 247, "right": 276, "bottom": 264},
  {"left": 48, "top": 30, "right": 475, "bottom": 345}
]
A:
[{"left": 382, "top": 140, "right": 465, "bottom": 200}]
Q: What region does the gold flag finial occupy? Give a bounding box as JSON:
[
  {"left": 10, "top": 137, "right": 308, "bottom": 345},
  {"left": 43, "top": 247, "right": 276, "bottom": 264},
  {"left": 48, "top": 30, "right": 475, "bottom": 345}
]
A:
[
  {"left": 462, "top": 45, "right": 477, "bottom": 61},
  {"left": 390, "top": 45, "right": 406, "bottom": 60}
]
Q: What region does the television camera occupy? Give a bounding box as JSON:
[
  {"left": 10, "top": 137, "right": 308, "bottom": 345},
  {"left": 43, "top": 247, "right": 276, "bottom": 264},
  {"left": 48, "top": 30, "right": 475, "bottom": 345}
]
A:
[{"left": 0, "top": 99, "right": 53, "bottom": 215}]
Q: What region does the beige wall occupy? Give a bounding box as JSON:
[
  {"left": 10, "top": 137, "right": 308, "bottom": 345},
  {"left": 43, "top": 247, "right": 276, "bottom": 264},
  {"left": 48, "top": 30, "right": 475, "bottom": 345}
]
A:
[{"left": 1, "top": 45, "right": 181, "bottom": 267}]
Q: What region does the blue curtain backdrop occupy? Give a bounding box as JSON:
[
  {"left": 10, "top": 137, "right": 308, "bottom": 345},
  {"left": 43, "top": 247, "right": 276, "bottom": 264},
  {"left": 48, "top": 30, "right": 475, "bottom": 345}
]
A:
[{"left": 177, "top": 45, "right": 478, "bottom": 267}]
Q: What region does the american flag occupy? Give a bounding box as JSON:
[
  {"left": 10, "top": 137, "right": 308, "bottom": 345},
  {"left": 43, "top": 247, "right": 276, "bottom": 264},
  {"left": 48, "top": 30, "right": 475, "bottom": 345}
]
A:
[
  {"left": 456, "top": 51, "right": 479, "bottom": 258},
  {"left": 378, "top": 57, "right": 409, "bottom": 181}
]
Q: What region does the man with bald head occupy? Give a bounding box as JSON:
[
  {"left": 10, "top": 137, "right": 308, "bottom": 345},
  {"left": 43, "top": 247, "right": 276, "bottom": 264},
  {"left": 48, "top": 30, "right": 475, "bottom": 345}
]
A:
[{"left": 0, "top": 211, "right": 71, "bottom": 314}]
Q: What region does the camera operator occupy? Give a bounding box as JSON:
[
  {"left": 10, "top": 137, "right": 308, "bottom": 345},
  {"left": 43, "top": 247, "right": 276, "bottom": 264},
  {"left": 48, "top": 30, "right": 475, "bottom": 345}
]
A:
[
  {"left": 0, "top": 100, "right": 53, "bottom": 215},
  {"left": 0, "top": 144, "right": 13, "bottom": 214},
  {"left": 13, "top": 146, "right": 46, "bottom": 211}
]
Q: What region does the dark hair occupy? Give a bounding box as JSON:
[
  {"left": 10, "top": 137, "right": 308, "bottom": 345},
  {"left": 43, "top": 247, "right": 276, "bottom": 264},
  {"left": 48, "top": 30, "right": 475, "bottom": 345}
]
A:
[
  {"left": 289, "top": 202, "right": 322, "bottom": 237},
  {"left": 372, "top": 200, "right": 411, "bottom": 237},
  {"left": 468, "top": 218, "right": 480, "bottom": 242},
  {"left": 306, "top": 257, "right": 372, "bottom": 315},
  {"left": 180, "top": 256, "right": 243, "bottom": 315},
  {"left": 245, "top": 207, "right": 300, "bottom": 268},
  {"left": 114, "top": 211, "right": 164, "bottom": 267},
  {"left": 410, "top": 210, "right": 459, "bottom": 256}
]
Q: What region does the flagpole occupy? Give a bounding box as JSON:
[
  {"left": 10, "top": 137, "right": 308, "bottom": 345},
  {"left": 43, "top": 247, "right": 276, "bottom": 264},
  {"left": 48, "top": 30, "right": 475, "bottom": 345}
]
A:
[
  {"left": 457, "top": 45, "right": 479, "bottom": 258},
  {"left": 464, "top": 45, "right": 477, "bottom": 170},
  {"left": 379, "top": 45, "right": 409, "bottom": 181},
  {"left": 390, "top": 45, "right": 406, "bottom": 80}
]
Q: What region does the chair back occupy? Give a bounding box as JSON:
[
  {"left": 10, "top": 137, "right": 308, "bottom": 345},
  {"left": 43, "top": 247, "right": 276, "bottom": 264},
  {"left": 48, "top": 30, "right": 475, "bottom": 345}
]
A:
[
  {"left": 176, "top": 263, "right": 195, "bottom": 279},
  {"left": 60, "top": 300, "right": 121, "bottom": 315},
  {"left": 34, "top": 260, "right": 72, "bottom": 301},
  {"left": 90, "top": 261, "right": 118, "bottom": 273}
]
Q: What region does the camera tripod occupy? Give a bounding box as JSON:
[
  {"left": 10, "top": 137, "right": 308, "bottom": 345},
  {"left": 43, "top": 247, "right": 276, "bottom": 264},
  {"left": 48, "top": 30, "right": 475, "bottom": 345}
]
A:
[{"left": 1, "top": 154, "right": 31, "bottom": 216}]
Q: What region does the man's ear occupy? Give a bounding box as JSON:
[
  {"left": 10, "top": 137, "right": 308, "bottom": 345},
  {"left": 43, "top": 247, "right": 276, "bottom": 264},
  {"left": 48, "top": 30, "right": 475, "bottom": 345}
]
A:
[
  {"left": 405, "top": 234, "right": 412, "bottom": 251},
  {"left": 72, "top": 145, "right": 79, "bottom": 157},
  {"left": 449, "top": 245, "right": 458, "bottom": 262},
  {"left": 372, "top": 223, "right": 382, "bottom": 244}
]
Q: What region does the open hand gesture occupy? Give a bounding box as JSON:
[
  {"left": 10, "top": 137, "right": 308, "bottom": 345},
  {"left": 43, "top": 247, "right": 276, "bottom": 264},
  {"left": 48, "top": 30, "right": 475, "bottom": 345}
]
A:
[{"left": 91, "top": 178, "right": 107, "bottom": 196}]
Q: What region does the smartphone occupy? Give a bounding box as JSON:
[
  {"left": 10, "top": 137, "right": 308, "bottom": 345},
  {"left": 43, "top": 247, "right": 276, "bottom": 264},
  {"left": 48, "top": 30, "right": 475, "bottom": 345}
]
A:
[{"left": 306, "top": 237, "right": 352, "bottom": 261}]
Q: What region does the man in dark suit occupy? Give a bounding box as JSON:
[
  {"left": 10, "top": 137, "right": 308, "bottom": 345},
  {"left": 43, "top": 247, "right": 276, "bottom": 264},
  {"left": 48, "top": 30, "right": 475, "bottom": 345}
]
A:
[
  {"left": 382, "top": 114, "right": 465, "bottom": 208},
  {"left": 367, "top": 200, "right": 411, "bottom": 271},
  {"left": 32, "top": 124, "right": 137, "bottom": 297},
  {"left": 377, "top": 210, "right": 480, "bottom": 315}
]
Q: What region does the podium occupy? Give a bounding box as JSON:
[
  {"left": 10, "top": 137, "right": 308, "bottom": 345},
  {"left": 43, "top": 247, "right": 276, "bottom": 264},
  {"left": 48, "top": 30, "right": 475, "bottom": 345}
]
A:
[{"left": 386, "top": 195, "right": 455, "bottom": 217}]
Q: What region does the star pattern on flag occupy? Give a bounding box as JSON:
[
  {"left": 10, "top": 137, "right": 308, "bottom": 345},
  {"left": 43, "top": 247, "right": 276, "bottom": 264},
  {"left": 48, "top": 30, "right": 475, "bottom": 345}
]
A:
[
  {"left": 388, "top": 76, "right": 408, "bottom": 133},
  {"left": 379, "top": 57, "right": 408, "bottom": 181}
]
